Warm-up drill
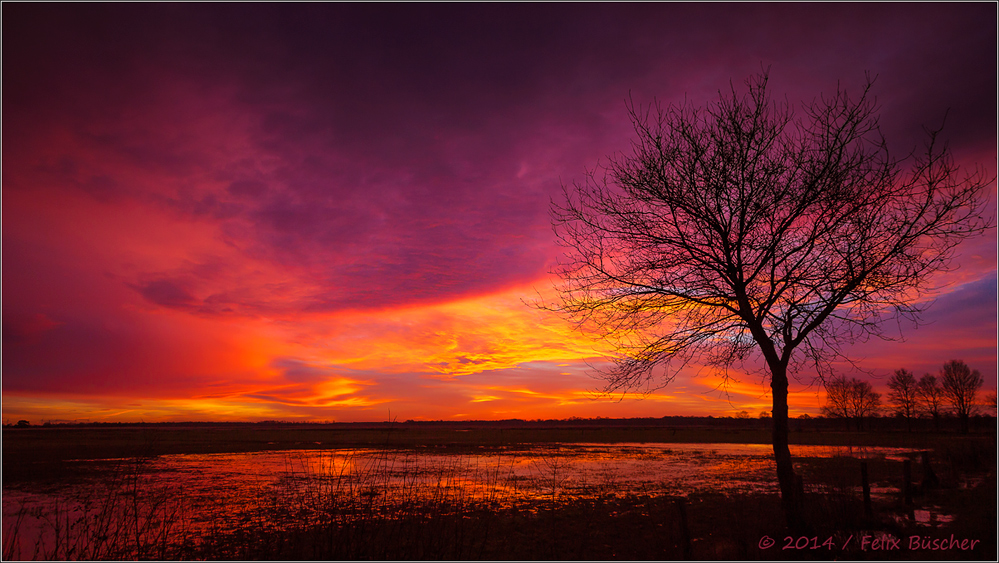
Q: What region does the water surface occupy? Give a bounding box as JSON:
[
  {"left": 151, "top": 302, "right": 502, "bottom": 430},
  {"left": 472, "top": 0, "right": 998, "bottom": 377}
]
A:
[{"left": 1, "top": 442, "right": 925, "bottom": 558}]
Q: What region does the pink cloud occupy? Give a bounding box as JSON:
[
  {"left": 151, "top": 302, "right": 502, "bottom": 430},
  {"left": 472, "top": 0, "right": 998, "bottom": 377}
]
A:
[{"left": 3, "top": 3, "right": 994, "bottom": 422}]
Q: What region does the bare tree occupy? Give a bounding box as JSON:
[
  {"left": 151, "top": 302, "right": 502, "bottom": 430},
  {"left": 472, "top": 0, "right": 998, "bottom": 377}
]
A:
[
  {"left": 917, "top": 374, "right": 945, "bottom": 430},
  {"left": 545, "top": 70, "right": 993, "bottom": 528},
  {"left": 822, "top": 376, "right": 882, "bottom": 430},
  {"left": 940, "top": 359, "right": 983, "bottom": 433},
  {"left": 887, "top": 368, "right": 919, "bottom": 431},
  {"left": 821, "top": 376, "right": 852, "bottom": 428},
  {"left": 848, "top": 379, "right": 882, "bottom": 431}
]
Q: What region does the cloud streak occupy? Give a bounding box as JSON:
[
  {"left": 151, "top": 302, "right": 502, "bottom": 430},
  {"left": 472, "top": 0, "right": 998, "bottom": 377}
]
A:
[{"left": 2, "top": 4, "right": 995, "bottom": 422}]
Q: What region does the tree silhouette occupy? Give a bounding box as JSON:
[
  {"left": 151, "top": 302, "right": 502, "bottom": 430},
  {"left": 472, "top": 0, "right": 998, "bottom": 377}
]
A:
[
  {"left": 546, "top": 70, "right": 993, "bottom": 529},
  {"left": 917, "top": 373, "right": 945, "bottom": 430},
  {"left": 940, "top": 359, "right": 983, "bottom": 433},
  {"left": 822, "top": 376, "right": 881, "bottom": 430},
  {"left": 820, "top": 376, "right": 852, "bottom": 429},
  {"left": 887, "top": 368, "right": 918, "bottom": 431},
  {"left": 847, "top": 378, "right": 882, "bottom": 431}
]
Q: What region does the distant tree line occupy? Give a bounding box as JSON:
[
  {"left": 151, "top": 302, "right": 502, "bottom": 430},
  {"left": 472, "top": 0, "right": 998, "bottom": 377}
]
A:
[{"left": 821, "top": 359, "right": 989, "bottom": 433}]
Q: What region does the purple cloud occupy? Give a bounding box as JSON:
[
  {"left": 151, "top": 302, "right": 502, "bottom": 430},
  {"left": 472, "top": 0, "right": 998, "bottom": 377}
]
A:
[
  {"left": 2, "top": 4, "right": 994, "bottom": 420},
  {"left": 7, "top": 4, "right": 994, "bottom": 317}
]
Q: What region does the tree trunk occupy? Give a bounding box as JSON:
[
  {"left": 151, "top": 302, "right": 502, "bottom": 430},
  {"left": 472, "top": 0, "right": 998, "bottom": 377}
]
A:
[{"left": 770, "top": 364, "right": 806, "bottom": 533}]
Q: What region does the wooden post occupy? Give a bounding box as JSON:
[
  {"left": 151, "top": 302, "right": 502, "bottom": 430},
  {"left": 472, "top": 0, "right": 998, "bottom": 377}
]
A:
[
  {"left": 921, "top": 450, "right": 939, "bottom": 489},
  {"left": 794, "top": 474, "right": 805, "bottom": 515},
  {"left": 861, "top": 461, "right": 872, "bottom": 517},
  {"left": 675, "top": 497, "right": 692, "bottom": 560},
  {"left": 903, "top": 459, "right": 913, "bottom": 505}
]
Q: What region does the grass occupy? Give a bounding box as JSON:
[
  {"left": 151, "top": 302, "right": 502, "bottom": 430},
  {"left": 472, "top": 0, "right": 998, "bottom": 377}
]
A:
[
  {"left": 4, "top": 422, "right": 992, "bottom": 478},
  {"left": 2, "top": 458, "right": 189, "bottom": 560},
  {"left": 2, "top": 424, "right": 995, "bottom": 560}
]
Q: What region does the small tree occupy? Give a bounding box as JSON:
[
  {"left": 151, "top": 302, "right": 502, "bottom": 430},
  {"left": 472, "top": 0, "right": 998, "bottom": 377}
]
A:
[
  {"left": 887, "top": 368, "right": 918, "bottom": 431},
  {"left": 822, "top": 376, "right": 881, "bottom": 430},
  {"left": 847, "top": 379, "right": 881, "bottom": 431},
  {"left": 821, "top": 376, "right": 853, "bottom": 429},
  {"left": 917, "top": 374, "right": 945, "bottom": 430},
  {"left": 547, "top": 70, "right": 993, "bottom": 529},
  {"left": 940, "top": 359, "right": 983, "bottom": 433}
]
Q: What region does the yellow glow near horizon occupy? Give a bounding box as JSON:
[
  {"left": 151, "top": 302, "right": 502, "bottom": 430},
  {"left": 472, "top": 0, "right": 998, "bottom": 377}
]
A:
[
  {"left": 291, "top": 283, "right": 611, "bottom": 377},
  {"left": 4, "top": 275, "right": 993, "bottom": 424}
]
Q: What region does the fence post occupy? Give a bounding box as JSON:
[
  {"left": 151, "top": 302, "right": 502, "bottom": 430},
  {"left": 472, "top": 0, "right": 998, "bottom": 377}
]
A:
[
  {"left": 860, "top": 461, "right": 872, "bottom": 517},
  {"left": 675, "top": 497, "right": 692, "bottom": 560},
  {"left": 902, "top": 459, "right": 913, "bottom": 505},
  {"left": 794, "top": 474, "right": 805, "bottom": 515},
  {"left": 920, "top": 450, "right": 939, "bottom": 489}
]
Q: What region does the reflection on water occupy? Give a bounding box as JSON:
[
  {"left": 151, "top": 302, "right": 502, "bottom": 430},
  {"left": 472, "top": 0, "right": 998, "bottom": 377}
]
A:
[{"left": 1, "top": 442, "right": 926, "bottom": 558}]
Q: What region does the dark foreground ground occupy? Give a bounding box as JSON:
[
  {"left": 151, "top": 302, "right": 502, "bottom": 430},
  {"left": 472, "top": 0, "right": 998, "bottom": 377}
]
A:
[
  {"left": 209, "top": 478, "right": 995, "bottom": 560},
  {"left": 2, "top": 421, "right": 996, "bottom": 560},
  {"left": 4, "top": 418, "right": 993, "bottom": 476}
]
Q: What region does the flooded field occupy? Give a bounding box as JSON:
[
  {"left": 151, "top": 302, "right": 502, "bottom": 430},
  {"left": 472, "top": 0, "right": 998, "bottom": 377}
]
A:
[{"left": 2, "top": 442, "right": 933, "bottom": 559}]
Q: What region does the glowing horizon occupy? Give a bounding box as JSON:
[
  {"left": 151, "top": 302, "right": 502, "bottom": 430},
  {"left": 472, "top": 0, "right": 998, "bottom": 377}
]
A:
[{"left": 3, "top": 4, "right": 996, "bottom": 424}]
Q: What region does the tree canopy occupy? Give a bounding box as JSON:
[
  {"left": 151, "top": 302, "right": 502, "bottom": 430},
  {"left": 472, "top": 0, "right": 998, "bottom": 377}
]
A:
[
  {"left": 546, "top": 70, "right": 993, "bottom": 529},
  {"left": 940, "top": 359, "right": 984, "bottom": 433},
  {"left": 549, "top": 72, "right": 992, "bottom": 392}
]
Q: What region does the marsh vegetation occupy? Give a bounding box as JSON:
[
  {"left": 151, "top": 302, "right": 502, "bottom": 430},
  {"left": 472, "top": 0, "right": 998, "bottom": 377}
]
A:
[{"left": 2, "top": 422, "right": 995, "bottom": 560}]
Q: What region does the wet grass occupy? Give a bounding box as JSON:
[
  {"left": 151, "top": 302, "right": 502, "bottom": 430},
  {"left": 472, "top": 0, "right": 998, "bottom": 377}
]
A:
[
  {"left": 4, "top": 423, "right": 993, "bottom": 480},
  {"left": 2, "top": 425, "right": 995, "bottom": 560},
  {"left": 7, "top": 473, "right": 992, "bottom": 560},
  {"left": 2, "top": 458, "right": 189, "bottom": 560}
]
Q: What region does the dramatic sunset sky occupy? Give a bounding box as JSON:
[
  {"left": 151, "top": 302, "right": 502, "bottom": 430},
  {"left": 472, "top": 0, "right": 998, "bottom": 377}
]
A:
[{"left": 3, "top": 4, "right": 996, "bottom": 423}]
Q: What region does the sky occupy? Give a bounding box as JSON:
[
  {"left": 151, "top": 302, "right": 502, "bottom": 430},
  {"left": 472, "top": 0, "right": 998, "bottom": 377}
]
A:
[{"left": 2, "top": 4, "right": 996, "bottom": 423}]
